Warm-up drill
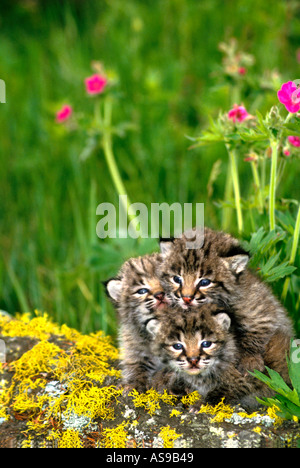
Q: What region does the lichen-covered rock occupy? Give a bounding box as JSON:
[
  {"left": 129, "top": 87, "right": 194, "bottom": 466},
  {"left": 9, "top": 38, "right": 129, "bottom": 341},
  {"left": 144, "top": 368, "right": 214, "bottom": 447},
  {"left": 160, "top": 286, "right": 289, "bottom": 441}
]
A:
[{"left": 0, "top": 312, "right": 299, "bottom": 448}]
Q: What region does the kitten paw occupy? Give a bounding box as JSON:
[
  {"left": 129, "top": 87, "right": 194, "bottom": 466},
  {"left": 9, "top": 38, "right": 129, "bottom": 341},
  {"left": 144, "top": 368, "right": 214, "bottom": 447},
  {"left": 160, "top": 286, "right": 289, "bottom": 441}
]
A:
[{"left": 188, "top": 401, "right": 202, "bottom": 414}]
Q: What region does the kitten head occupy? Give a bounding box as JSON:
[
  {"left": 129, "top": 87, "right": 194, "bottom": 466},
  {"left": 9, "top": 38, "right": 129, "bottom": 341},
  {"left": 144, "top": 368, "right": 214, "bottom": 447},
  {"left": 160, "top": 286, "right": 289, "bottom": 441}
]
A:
[
  {"left": 147, "top": 304, "right": 234, "bottom": 376},
  {"left": 159, "top": 227, "right": 250, "bottom": 309},
  {"left": 105, "top": 253, "right": 169, "bottom": 326}
]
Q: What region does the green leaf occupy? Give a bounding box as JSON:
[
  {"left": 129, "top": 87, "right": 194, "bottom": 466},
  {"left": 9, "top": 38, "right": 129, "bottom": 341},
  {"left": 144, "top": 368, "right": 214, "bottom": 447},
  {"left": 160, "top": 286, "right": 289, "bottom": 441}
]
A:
[
  {"left": 238, "top": 130, "right": 268, "bottom": 142},
  {"left": 261, "top": 262, "right": 297, "bottom": 283},
  {"left": 193, "top": 132, "right": 224, "bottom": 146},
  {"left": 250, "top": 367, "right": 295, "bottom": 400},
  {"left": 275, "top": 394, "right": 300, "bottom": 418}
]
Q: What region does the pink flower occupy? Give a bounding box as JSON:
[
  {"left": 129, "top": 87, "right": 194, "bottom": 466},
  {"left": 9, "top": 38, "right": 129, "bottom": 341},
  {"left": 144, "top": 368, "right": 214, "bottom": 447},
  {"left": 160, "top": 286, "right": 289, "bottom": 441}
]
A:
[
  {"left": 283, "top": 149, "right": 291, "bottom": 157},
  {"left": 85, "top": 74, "right": 107, "bottom": 95},
  {"left": 288, "top": 135, "right": 300, "bottom": 147},
  {"left": 277, "top": 81, "right": 300, "bottom": 113},
  {"left": 56, "top": 105, "right": 73, "bottom": 123},
  {"left": 228, "top": 104, "right": 249, "bottom": 123},
  {"left": 238, "top": 67, "right": 247, "bottom": 75}
]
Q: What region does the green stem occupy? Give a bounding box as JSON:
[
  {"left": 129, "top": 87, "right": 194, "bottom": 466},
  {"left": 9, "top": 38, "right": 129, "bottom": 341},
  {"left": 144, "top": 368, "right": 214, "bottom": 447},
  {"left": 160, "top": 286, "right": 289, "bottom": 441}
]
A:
[
  {"left": 101, "top": 97, "right": 140, "bottom": 236},
  {"left": 269, "top": 138, "right": 278, "bottom": 231},
  {"left": 250, "top": 159, "right": 263, "bottom": 213},
  {"left": 282, "top": 204, "right": 300, "bottom": 301},
  {"left": 222, "top": 161, "right": 233, "bottom": 231},
  {"left": 102, "top": 97, "right": 132, "bottom": 206},
  {"left": 226, "top": 144, "right": 243, "bottom": 234}
]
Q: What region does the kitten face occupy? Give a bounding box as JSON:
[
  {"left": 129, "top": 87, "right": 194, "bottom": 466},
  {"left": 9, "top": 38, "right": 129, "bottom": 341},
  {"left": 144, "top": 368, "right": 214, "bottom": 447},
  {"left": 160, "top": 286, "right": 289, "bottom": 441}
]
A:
[
  {"left": 159, "top": 228, "right": 249, "bottom": 309},
  {"left": 147, "top": 305, "right": 232, "bottom": 377},
  {"left": 105, "top": 253, "right": 169, "bottom": 326}
]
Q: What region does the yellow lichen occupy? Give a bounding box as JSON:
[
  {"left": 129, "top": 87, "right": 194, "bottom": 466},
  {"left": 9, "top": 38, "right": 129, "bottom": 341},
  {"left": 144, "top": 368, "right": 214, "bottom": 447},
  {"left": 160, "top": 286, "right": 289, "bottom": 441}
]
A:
[
  {"left": 159, "top": 425, "right": 182, "bottom": 448},
  {"left": 12, "top": 340, "right": 63, "bottom": 381},
  {"left": 129, "top": 388, "right": 177, "bottom": 416},
  {"left": 198, "top": 399, "right": 263, "bottom": 424},
  {"left": 57, "top": 429, "right": 83, "bottom": 448},
  {"left": 102, "top": 422, "right": 128, "bottom": 448},
  {"left": 266, "top": 405, "right": 284, "bottom": 426},
  {"left": 181, "top": 391, "right": 201, "bottom": 406},
  {"left": 235, "top": 410, "right": 259, "bottom": 419},
  {"left": 253, "top": 426, "right": 262, "bottom": 434},
  {"left": 21, "top": 436, "right": 34, "bottom": 448},
  {"left": 0, "top": 312, "right": 122, "bottom": 438},
  {"left": 0, "top": 312, "right": 60, "bottom": 341},
  {"left": 198, "top": 398, "right": 235, "bottom": 422},
  {"left": 170, "top": 409, "right": 182, "bottom": 418}
]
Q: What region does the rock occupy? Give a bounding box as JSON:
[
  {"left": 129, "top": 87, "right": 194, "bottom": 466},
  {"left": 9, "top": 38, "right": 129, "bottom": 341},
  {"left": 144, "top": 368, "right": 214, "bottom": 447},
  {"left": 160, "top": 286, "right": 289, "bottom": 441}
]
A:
[{"left": 0, "top": 312, "right": 299, "bottom": 448}]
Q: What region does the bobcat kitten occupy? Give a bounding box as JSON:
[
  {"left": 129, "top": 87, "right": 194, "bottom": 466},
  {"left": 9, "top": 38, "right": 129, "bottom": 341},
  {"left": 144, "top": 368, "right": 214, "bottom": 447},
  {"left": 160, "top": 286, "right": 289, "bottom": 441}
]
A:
[
  {"left": 147, "top": 304, "right": 273, "bottom": 409},
  {"left": 105, "top": 253, "right": 168, "bottom": 392},
  {"left": 159, "top": 227, "right": 293, "bottom": 376}
]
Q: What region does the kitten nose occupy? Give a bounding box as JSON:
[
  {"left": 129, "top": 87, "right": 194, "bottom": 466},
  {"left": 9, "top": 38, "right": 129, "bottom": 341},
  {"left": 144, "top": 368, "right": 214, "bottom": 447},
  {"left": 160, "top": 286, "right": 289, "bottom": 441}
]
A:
[
  {"left": 188, "top": 357, "right": 199, "bottom": 366},
  {"left": 182, "top": 295, "right": 193, "bottom": 304},
  {"left": 154, "top": 291, "right": 165, "bottom": 301}
]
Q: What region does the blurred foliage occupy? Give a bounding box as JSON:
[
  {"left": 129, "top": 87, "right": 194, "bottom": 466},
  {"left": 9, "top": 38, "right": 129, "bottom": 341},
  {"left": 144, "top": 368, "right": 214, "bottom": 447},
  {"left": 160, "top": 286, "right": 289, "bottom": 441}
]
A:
[{"left": 0, "top": 0, "right": 299, "bottom": 335}]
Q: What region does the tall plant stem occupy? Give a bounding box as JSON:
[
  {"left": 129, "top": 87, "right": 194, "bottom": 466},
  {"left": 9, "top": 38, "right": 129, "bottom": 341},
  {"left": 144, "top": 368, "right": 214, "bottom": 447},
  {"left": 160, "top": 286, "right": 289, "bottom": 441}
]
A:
[
  {"left": 269, "top": 138, "right": 278, "bottom": 231},
  {"left": 222, "top": 162, "right": 233, "bottom": 231},
  {"left": 250, "top": 159, "right": 263, "bottom": 213},
  {"left": 282, "top": 204, "right": 300, "bottom": 301},
  {"left": 101, "top": 97, "right": 140, "bottom": 237},
  {"left": 102, "top": 97, "right": 132, "bottom": 208},
  {"left": 226, "top": 144, "right": 243, "bottom": 234}
]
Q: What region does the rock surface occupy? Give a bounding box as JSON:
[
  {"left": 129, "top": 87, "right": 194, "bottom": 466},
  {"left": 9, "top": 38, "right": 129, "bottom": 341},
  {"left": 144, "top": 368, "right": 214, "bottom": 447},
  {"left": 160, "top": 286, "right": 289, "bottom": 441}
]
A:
[{"left": 0, "top": 313, "right": 299, "bottom": 448}]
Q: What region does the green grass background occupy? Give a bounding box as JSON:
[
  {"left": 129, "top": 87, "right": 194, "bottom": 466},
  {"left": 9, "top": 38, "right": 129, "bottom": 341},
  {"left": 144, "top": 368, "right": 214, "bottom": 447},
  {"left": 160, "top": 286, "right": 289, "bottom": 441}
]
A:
[{"left": 0, "top": 0, "right": 299, "bottom": 336}]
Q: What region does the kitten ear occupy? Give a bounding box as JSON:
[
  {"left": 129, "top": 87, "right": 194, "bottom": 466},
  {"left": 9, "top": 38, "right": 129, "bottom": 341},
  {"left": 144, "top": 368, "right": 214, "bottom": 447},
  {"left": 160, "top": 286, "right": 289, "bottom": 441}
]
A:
[
  {"left": 104, "top": 278, "right": 123, "bottom": 302},
  {"left": 146, "top": 319, "right": 161, "bottom": 337},
  {"left": 221, "top": 254, "right": 249, "bottom": 274},
  {"left": 215, "top": 313, "right": 231, "bottom": 331},
  {"left": 159, "top": 237, "right": 175, "bottom": 255}
]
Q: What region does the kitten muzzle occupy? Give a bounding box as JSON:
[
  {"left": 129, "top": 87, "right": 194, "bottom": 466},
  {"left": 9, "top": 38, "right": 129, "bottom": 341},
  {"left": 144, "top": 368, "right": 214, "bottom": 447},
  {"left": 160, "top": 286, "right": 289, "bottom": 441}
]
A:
[
  {"left": 182, "top": 295, "right": 193, "bottom": 305},
  {"left": 154, "top": 291, "right": 165, "bottom": 302}
]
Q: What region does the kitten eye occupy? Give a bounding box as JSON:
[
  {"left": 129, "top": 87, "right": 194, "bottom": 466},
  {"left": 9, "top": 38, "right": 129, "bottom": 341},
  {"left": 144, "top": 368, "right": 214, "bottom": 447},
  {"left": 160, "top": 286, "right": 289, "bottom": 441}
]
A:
[
  {"left": 173, "top": 276, "right": 182, "bottom": 285},
  {"left": 136, "top": 288, "right": 149, "bottom": 295},
  {"left": 198, "top": 279, "right": 212, "bottom": 288},
  {"left": 201, "top": 341, "right": 213, "bottom": 349},
  {"left": 172, "top": 343, "right": 183, "bottom": 350}
]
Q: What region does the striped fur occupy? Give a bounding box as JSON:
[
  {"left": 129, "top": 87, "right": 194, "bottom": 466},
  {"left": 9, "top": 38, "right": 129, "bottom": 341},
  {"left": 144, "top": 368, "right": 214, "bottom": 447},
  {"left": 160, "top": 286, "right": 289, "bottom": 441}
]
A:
[
  {"left": 148, "top": 304, "right": 275, "bottom": 409},
  {"left": 159, "top": 227, "right": 294, "bottom": 377},
  {"left": 105, "top": 253, "right": 168, "bottom": 391}
]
